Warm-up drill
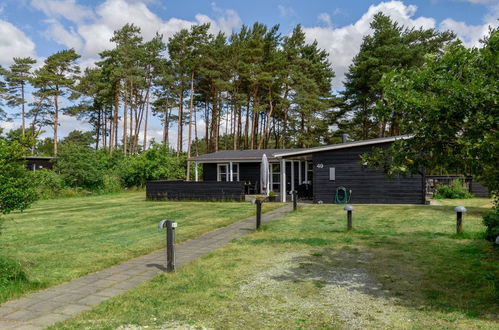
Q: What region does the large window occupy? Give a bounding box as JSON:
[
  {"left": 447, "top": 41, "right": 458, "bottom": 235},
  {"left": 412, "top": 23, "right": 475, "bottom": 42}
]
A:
[
  {"left": 231, "top": 163, "right": 239, "bottom": 181},
  {"left": 217, "top": 164, "right": 228, "bottom": 182},
  {"left": 270, "top": 163, "right": 281, "bottom": 191},
  {"left": 307, "top": 161, "right": 313, "bottom": 183},
  {"left": 217, "top": 163, "right": 239, "bottom": 182}
]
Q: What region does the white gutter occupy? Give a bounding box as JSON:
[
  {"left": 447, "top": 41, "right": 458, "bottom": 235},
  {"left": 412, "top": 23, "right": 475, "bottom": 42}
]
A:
[{"left": 273, "top": 135, "right": 413, "bottom": 158}]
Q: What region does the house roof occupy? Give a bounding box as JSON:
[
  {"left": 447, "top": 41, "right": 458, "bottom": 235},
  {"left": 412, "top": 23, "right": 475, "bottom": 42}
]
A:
[
  {"left": 188, "top": 149, "right": 303, "bottom": 162},
  {"left": 188, "top": 135, "right": 412, "bottom": 162},
  {"left": 273, "top": 135, "right": 412, "bottom": 157}
]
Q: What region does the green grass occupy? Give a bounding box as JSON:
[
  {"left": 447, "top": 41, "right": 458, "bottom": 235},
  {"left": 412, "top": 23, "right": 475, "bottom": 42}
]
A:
[
  {"left": 52, "top": 198, "right": 499, "bottom": 329},
  {"left": 0, "top": 191, "right": 282, "bottom": 304}
]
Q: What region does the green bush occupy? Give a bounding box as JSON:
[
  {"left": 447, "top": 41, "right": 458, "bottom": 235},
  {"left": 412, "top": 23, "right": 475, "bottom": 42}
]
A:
[
  {"left": 31, "top": 169, "right": 64, "bottom": 199},
  {"left": 118, "top": 144, "right": 185, "bottom": 187},
  {"left": 434, "top": 179, "right": 473, "bottom": 199},
  {"left": 483, "top": 211, "right": 499, "bottom": 242},
  {"left": 101, "top": 174, "right": 123, "bottom": 193},
  {"left": 0, "top": 140, "right": 37, "bottom": 215},
  {"left": 0, "top": 256, "right": 28, "bottom": 287},
  {"left": 54, "top": 143, "right": 105, "bottom": 190}
]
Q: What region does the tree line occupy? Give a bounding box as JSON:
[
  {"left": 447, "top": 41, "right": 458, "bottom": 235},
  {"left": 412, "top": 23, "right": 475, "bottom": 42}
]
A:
[
  {"left": 0, "top": 14, "right": 496, "bottom": 185},
  {"left": 0, "top": 21, "right": 337, "bottom": 160}
]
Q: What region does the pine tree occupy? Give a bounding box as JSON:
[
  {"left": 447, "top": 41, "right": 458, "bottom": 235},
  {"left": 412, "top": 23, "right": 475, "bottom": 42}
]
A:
[
  {"left": 4, "top": 57, "right": 37, "bottom": 137},
  {"left": 342, "top": 12, "right": 455, "bottom": 139},
  {"left": 33, "top": 49, "right": 80, "bottom": 155}
]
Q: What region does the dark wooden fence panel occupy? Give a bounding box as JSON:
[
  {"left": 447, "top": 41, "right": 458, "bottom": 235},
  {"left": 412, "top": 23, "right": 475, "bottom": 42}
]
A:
[
  {"left": 146, "top": 181, "right": 245, "bottom": 201},
  {"left": 470, "top": 181, "right": 490, "bottom": 198}
]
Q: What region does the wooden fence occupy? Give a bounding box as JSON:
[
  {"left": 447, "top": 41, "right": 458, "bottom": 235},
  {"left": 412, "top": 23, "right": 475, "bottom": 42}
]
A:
[
  {"left": 146, "top": 181, "right": 245, "bottom": 201},
  {"left": 426, "top": 176, "right": 489, "bottom": 197}
]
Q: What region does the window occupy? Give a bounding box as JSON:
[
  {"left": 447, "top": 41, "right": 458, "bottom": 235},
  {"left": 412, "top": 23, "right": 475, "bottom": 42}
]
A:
[
  {"left": 217, "top": 163, "right": 239, "bottom": 182},
  {"left": 270, "top": 163, "right": 281, "bottom": 191},
  {"left": 231, "top": 163, "right": 239, "bottom": 181},
  {"left": 307, "top": 161, "right": 313, "bottom": 183},
  {"left": 217, "top": 164, "right": 228, "bottom": 182}
]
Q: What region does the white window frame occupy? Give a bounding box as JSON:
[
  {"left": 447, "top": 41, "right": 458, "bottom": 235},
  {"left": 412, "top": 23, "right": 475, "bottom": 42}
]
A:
[
  {"left": 217, "top": 163, "right": 229, "bottom": 182},
  {"left": 270, "top": 162, "right": 281, "bottom": 191},
  {"left": 231, "top": 163, "right": 240, "bottom": 182},
  {"left": 217, "top": 163, "right": 239, "bottom": 182}
]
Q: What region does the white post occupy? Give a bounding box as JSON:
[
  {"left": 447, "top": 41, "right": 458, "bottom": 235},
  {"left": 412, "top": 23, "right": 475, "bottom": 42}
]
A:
[
  {"left": 305, "top": 161, "right": 308, "bottom": 183},
  {"left": 229, "top": 161, "right": 233, "bottom": 182},
  {"left": 280, "top": 159, "right": 286, "bottom": 202},
  {"left": 195, "top": 162, "right": 199, "bottom": 182},
  {"left": 291, "top": 160, "right": 295, "bottom": 193},
  {"left": 298, "top": 160, "right": 302, "bottom": 185}
]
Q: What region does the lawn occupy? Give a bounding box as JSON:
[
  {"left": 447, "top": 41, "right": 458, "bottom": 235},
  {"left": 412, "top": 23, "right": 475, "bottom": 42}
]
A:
[
  {"left": 0, "top": 191, "right": 282, "bottom": 304},
  {"left": 52, "top": 198, "right": 498, "bottom": 329}
]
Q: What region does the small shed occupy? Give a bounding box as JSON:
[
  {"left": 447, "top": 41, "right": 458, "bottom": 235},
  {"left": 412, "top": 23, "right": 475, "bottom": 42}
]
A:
[{"left": 25, "top": 156, "right": 54, "bottom": 171}]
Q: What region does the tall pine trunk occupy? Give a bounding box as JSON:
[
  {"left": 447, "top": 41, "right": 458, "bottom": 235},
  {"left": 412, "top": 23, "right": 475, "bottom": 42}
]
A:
[
  {"left": 53, "top": 91, "right": 59, "bottom": 156},
  {"left": 123, "top": 84, "right": 128, "bottom": 156},
  {"left": 177, "top": 89, "right": 184, "bottom": 157},
  {"left": 21, "top": 84, "right": 25, "bottom": 136},
  {"left": 186, "top": 73, "right": 195, "bottom": 180}
]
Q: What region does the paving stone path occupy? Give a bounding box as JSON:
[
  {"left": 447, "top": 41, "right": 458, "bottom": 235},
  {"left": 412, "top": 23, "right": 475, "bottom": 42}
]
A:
[{"left": 0, "top": 204, "right": 293, "bottom": 330}]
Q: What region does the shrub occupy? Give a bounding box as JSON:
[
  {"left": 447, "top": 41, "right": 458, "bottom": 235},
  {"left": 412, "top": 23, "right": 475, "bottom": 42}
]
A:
[
  {"left": 434, "top": 179, "right": 473, "bottom": 199},
  {"left": 101, "top": 174, "right": 123, "bottom": 193},
  {"left": 118, "top": 144, "right": 185, "bottom": 188},
  {"left": 0, "top": 256, "right": 28, "bottom": 287},
  {"left": 54, "top": 143, "right": 105, "bottom": 190},
  {"left": 0, "top": 140, "right": 37, "bottom": 215},
  {"left": 483, "top": 211, "right": 499, "bottom": 242},
  {"left": 31, "top": 169, "right": 64, "bottom": 199}
]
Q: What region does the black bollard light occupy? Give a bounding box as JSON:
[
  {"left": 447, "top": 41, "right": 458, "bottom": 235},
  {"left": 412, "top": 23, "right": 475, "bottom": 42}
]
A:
[
  {"left": 158, "top": 219, "right": 177, "bottom": 272},
  {"left": 454, "top": 206, "right": 467, "bottom": 234},
  {"left": 292, "top": 190, "right": 298, "bottom": 211},
  {"left": 251, "top": 199, "right": 263, "bottom": 229},
  {"left": 343, "top": 204, "right": 354, "bottom": 231}
]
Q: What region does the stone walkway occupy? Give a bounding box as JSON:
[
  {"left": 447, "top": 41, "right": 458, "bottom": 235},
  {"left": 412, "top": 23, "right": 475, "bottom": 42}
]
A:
[{"left": 0, "top": 204, "right": 294, "bottom": 329}]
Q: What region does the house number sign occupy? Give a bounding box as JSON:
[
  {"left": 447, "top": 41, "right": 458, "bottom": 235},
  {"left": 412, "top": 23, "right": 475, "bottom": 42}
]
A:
[{"left": 317, "top": 163, "right": 324, "bottom": 168}]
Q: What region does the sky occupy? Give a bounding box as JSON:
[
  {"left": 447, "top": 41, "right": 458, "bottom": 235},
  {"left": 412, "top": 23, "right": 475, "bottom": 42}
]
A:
[{"left": 0, "top": 0, "right": 497, "bottom": 145}]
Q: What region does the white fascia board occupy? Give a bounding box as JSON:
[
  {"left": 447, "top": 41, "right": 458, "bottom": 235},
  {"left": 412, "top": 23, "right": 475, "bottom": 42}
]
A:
[{"left": 273, "top": 135, "right": 413, "bottom": 158}]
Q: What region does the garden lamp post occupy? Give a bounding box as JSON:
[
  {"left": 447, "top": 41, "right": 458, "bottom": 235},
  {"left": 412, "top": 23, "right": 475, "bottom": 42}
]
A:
[
  {"left": 158, "top": 219, "right": 177, "bottom": 272},
  {"left": 454, "top": 206, "right": 467, "bottom": 234},
  {"left": 344, "top": 204, "right": 354, "bottom": 231},
  {"left": 292, "top": 190, "right": 298, "bottom": 211},
  {"left": 251, "top": 199, "right": 262, "bottom": 229}
]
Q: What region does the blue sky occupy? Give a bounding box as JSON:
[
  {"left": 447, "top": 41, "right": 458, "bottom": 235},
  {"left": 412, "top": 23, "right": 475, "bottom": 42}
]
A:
[{"left": 0, "top": 0, "right": 497, "bottom": 142}]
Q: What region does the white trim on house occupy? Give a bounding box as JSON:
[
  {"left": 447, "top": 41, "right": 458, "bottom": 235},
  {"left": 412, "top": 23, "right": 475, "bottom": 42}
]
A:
[
  {"left": 273, "top": 135, "right": 413, "bottom": 158},
  {"left": 217, "top": 163, "right": 239, "bottom": 182}
]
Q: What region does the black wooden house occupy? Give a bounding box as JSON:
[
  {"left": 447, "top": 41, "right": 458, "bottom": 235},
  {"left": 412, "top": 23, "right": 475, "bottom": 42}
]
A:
[{"left": 185, "top": 135, "right": 426, "bottom": 204}]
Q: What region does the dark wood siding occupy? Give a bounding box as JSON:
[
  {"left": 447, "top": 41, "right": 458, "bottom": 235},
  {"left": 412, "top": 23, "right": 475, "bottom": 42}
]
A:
[
  {"left": 312, "top": 143, "right": 424, "bottom": 204},
  {"left": 470, "top": 181, "right": 489, "bottom": 198},
  {"left": 146, "top": 181, "right": 245, "bottom": 201},
  {"left": 203, "top": 163, "right": 217, "bottom": 181},
  {"left": 203, "top": 162, "right": 261, "bottom": 185}
]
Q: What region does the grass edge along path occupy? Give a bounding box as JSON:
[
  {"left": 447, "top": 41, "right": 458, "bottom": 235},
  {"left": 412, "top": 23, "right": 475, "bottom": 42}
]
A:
[
  {"left": 0, "top": 191, "right": 282, "bottom": 304},
  {"left": 51, "top": 198, "right": 498, "bottom": 329},
  {"left": 0, "top": 204, "right": 293, "bottom": 329}
]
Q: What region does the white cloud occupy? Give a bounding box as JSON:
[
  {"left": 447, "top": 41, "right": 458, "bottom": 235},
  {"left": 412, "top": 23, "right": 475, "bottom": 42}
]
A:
[
  {"left": 318, "top": 13, "right": 332, "bottom": 27},
  {"left": 32, "top": 0, "right": 242, "bottom": 64},
  {"left": 0, "top": 19, "right": 37, "bottom": 66},
  {"left": 277, "top": 5, "right": 296, "bottom": 17},
  {"left": 440, "top": 3, "right": 498, "bottom": 47},
  {"left": 31, "top": 0, "right": 95, "bottom": 23},
  {"left": 302, "top": 0, "right": 496, "bottom": 89}
]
